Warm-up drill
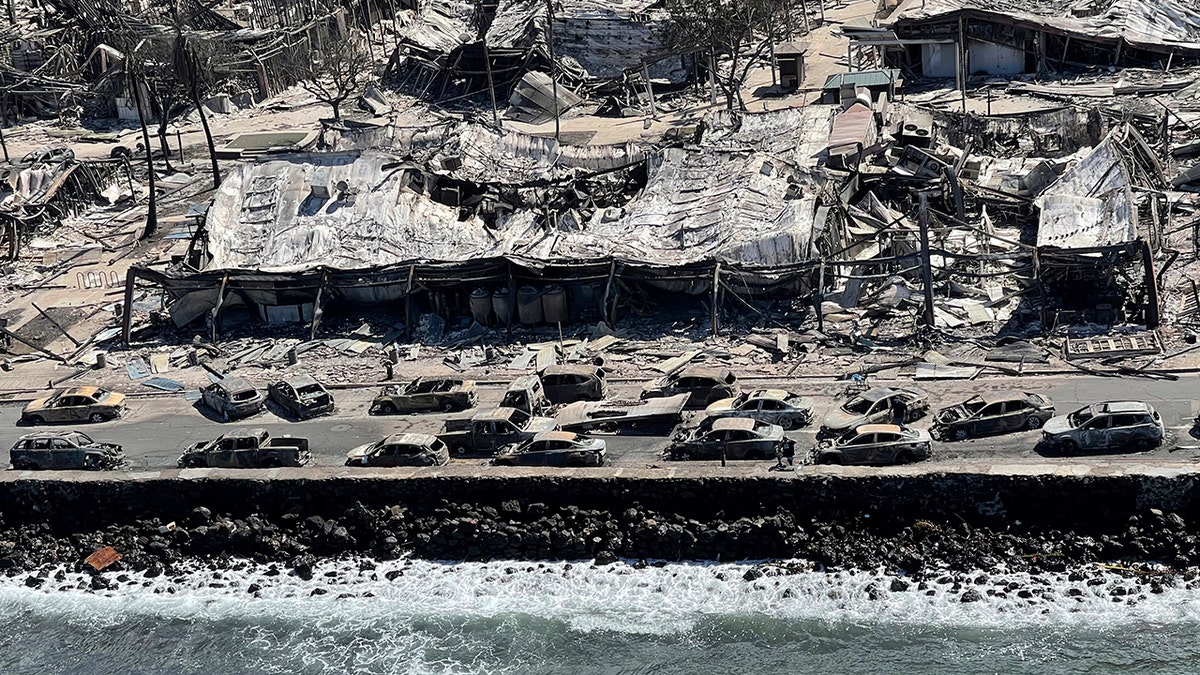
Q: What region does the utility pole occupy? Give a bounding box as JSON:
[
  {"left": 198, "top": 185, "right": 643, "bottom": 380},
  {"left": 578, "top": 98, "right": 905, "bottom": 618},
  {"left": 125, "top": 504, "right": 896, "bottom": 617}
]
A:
[
  {"left": 545, "top": 0, "right": 560, "bottom": 141},
  {"left": 918, "top": 192, "right": 935, "bottom": 328}
]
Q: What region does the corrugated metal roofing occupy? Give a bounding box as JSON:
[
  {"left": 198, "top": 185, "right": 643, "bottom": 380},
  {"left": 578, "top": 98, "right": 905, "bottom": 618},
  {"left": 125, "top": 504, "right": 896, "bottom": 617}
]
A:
[{"left": 822, "top": 69, "right": 899, "bottom": 91}]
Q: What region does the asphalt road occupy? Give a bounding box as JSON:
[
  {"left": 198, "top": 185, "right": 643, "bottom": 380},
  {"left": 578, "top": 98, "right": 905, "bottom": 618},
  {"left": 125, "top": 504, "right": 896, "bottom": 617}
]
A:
[{"left": 1, "top": 373, "right": 1199, "bottom": 471}]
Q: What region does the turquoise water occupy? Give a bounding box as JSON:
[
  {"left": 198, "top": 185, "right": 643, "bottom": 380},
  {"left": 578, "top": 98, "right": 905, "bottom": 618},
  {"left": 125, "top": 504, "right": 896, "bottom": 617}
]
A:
[{"left": 0, "top": 560, "right": 1196, "bottom": 674}]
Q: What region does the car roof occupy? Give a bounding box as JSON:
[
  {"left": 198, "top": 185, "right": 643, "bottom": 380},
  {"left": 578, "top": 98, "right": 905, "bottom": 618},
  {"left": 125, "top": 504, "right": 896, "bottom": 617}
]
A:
[
  {"left": 18, "top": 431, "right": 85, "bottom": 440},
  {"left": 508, "top": 375, "right": 541, "bottom": 389},
  {"left": 1097, "top": 401, "right": 1152, "bottom": 413},
  {"left": 216, "top": 375, "right": 256, "bottom": 392},
  {"left": 475, "top": 407, "right": 521, "bottom": 420},
  {"left": 64, "top": 386, "right": 103, "bottom": 396},
  {"left": 748, "top": 389, "right": 790, "bottom": 399},
  {"left": 980, "top": 390, "right": 1026, "bottom": 404},
  {"left": 531, "top": 431, "right": 581, "bottom": 442},
  {"left": 677, "top": 366, "right": 732, "bottom": 378},
  {"left": 223, "top": 428, "right": 267, "bottom": 439},
  {"left": 543, "top": 364, "right": 601, "bottom": 376},
  {"left": 855, "top": 424, "right": 903, "bottom": 434},
  {"left": 384, "top": 433, "right": 438, "bottom": 446},
  {"left": 860, "top": 387, "right": 897, "bottom": 401},
  {"left": 712, "top": 418, "right": 756, "bottom": 432},
  {"left": 283, "top": 374, "right": 320, "bottom": 387}
]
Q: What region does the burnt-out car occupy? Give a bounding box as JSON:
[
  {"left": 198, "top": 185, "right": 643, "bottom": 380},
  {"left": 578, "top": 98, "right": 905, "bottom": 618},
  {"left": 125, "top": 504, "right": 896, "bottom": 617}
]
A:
[
  {"left": 21, "top": 386, "right": 127, "bottom": 425},
  {"left": 370, "top": 377, "right": 478, "bottom": 414},
  {"left": 703, "top": 389, "right": 814, "bottom": 430},
  {"left": 267, "top": 375, "right": 335, "bottom": 420},
  {"left": 201, "top": 375, "right": 265, "bottom": 422},
  {"left": 492, "top": 431, "right": 607, "bottom": 467},
  {"left": 933, "top": 391, "right": 1054, "bottom": 441},
  {"left": 345, "top": 433, "right": 450, "bottom": 467},
  {"left": 667, "top": 418, "right": 792, "bottom": 461},
  {"left": 9, "top": 430, "right": 125, "bottom": 470},
  {"left": 812, "top": 424, "right": 932, "bottom": 466},
  {"left": 820, "top": 387, "right": 928, "bottom": 437},
  {"left": 540, "top": 365, "right": 607, "bottom": 404},
  {"left": 1042, "top": 401, "right": 1165, "bottom": 455},
  {"left": 501, "top": 375, "right": 551, "bottom": 415},
  {"left": 640, "top": 366, "right": 739, "bottom": 410}
]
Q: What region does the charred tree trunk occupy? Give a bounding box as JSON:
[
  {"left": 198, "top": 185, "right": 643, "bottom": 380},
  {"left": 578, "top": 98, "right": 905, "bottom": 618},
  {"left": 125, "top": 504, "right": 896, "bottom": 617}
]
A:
[{"left": 131, "top": 78, "right": 158, "bottom": 239}]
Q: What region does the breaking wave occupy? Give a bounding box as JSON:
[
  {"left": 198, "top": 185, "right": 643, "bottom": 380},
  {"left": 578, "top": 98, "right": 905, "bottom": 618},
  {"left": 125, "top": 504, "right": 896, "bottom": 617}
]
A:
[{"left": 1, "top": 559, "right": 1199, "bottom": 674}]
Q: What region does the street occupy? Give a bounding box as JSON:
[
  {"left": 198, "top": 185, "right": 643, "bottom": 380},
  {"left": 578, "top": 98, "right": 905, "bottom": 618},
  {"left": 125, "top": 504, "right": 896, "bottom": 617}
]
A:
[{"left": 1, "top": 373, "right": 1198, "bottom": 471}]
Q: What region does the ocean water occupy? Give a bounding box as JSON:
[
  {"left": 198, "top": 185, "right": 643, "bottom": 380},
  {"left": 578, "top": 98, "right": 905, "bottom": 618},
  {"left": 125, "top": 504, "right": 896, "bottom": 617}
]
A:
[{"left": 0, "top": 559, "right": 1197, "bottom": 674}]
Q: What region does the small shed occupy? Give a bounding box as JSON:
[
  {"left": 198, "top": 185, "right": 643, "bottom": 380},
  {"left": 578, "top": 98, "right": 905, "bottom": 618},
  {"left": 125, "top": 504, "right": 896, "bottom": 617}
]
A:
[{"left": 775, "top": 41, "right": 808, "bottom": 90}]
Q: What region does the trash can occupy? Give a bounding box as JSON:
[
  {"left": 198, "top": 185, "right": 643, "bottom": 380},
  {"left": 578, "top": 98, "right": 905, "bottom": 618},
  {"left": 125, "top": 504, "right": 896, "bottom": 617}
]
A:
[{"left": 517, "top": 285, "right": 543, "bottom": 325}]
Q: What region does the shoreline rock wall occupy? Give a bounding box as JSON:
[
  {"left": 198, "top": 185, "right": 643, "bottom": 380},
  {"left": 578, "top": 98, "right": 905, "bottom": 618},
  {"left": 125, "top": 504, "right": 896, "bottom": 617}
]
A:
[{"left": 0, "top": 473, "right": 1195, "bottom": 575}]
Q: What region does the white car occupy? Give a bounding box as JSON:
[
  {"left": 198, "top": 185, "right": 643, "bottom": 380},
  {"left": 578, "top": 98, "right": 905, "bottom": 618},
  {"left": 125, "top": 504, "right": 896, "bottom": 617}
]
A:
[
  {"left": 1042, "top": 401, "right": 1164, "bottom": 454},
  {"left": 812, "top": 424, "right": 932, "bottom": 466}
]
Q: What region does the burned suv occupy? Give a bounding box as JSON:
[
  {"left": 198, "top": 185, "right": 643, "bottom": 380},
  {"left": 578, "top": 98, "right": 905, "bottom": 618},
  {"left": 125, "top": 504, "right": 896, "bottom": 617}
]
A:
[
  {"left": 10, "top": 431, "right": 125, "bottom": 470},
  {"left": 201, "top": 375, "right": 266, "bottom": 422},
  {"left": 1042, "top": 401, "right": 1165, "bottom": 455}
]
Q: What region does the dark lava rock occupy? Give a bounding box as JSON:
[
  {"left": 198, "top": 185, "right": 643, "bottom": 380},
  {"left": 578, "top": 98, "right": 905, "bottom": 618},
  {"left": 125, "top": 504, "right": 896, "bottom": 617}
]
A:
[
  {"left": 593, "top": 550, "right": 618, "bottom": 566},
  {"left": 310, "top": 588, "right": 327, "bottom": 596},
  {"left": 743, "top": 567, "right": 764, "bottom": 582},
  {"left": 960, "top": 589, "right": 983, "bottom": 603},
  {"left": 247, "top": 583, "right": 261, "bottom": 594},
  {"left": 889, "top": 578, "right": 910, "bottom": 592}
]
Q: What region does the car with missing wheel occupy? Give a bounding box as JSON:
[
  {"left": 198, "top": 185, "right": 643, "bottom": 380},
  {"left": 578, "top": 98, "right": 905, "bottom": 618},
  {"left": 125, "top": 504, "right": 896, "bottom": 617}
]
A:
[
  {"left": 933, "top": 391, "right": 1055, "bottom": 441},
  {"left": 641, "top": 366, "right": 740, "bottom": 410},
  {"left": 345, "top": 433, "right": 450, "bottom": 467},
  {"left": 667, "top": 417, "right": 792, "bottom": 461},
  {"left": 492, "top": 431, "right": 607, "bottom": 467},
  {"left": 201, "top": 376, "right": 266, "bottom": 422},
  {"left": 21, "top": 386, "right": 126, "bottom": 425},
  {"left": 370, "top": 377, "right": 478, "bottom": 415},
  {"left": 1041, "top": 401, "right": 1165, "bottom": 455},
  {"left": 703, "top": 389, "right": 814, "bottom": 430},
  {"left": 811, "top": 424, "right": 932, "bottom": 466},
  {"left": 820, "top": 387, "right": 928, "bottom": 437},
  {"left": 267, "top": 374, "right": 335, "bottom": 420},
  {"left": 9, "top": 430, "right": 125, "bottom": 470}
]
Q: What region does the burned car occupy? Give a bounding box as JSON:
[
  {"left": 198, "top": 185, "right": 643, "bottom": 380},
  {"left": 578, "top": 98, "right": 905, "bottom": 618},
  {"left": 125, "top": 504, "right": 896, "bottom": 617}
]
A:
[
  {"left": 9, "top": 431, "right": 125, "bottom": 470},
  {"left": 370, "top": 378, "right": 477, "bottom": 414},
  {"left": 1042, "top": 401, "right": 1165, "bottom": 455},
  {"left": 267, "top": 374, "right": 335, "bottom": 420},
  {"left": 640, "top": 366, "right": 739, "bottom": 410},
  {"left": 820, "top": 387, "right": 928, "bottom": 437},
  {"left": 345, "top": 433, "right": 450, "bottom": 467},
  {"left": 201, "top": 375, "right": 265, "bottom": 422},
  {"left": 812, "top": 424, "right": 932, "bottom": 466},
  {"left": 933, "top": 391, "right": 1054, "bottom": 441},
  {"left": 540, "top": 365, "right": 607, "bottom": 404},
  {"left": 667, "top": 417, "right": 792, "bottom": 461},
  {"left": 492, "top": 431, "right": 607, "bottom": 467},
  {"left": 501, "top": 375, "right": 551, "bottom": 415},
  {"left": 21, "top": 386, "right": 126, "bottom": 425},
  {"left": 703, "top": 389, "right": 814, "bottom": 430},
  {"left": 178, "top": 429, "right": 311, "bottom": 468}
]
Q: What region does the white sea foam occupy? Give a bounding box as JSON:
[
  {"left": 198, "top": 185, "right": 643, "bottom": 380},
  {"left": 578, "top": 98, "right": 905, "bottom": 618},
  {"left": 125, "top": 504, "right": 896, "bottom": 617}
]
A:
[{"left": 0, "top": 558, "right": 1197, "bottom": 637}]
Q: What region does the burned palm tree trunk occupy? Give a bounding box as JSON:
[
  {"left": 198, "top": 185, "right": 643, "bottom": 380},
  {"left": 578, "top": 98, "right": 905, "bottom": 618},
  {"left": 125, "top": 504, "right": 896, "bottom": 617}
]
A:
[{"left": 130, "top": 75, "right": 158, "bottom": 238}]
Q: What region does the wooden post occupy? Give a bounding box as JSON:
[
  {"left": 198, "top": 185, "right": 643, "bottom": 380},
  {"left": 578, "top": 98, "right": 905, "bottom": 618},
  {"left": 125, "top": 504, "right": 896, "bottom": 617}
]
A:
[
  {"left": 1142, "top": 240, "right": 1160, "bottom": 328},
  {"left": 601, "top": 259, "right": 616, "bottom": 323},
  {"left": 918, "top": 192, "right": 935, "bottom": 328},
  {"left": 957, "top": 16, "right": 966, "bottom": 113},
  {"left": 121, "top": 267, "right": 137, "bottom": 344},
  {"left": 814, "top": 260, "right": 825, "bottom": 332},
  {"left": 483, "top": 40, "right": 500, "bottom": 127},
  {"left": 211, "top": 274, "right": 229, "bottom": 343},
  {"left": 310, "top": 269, "right": 328, "bottom": 340},
  {"left": 545, "top": 0, "right": 560, "bottom": 142},
  {"left": 641, "top": 61, "right": 657, "bottom": 117},
  {"left": 710, "top": 263, "right": 721, "bottom": 336},
  {"left": 404, "top": 264, "right": 415, "bottom": 339}
]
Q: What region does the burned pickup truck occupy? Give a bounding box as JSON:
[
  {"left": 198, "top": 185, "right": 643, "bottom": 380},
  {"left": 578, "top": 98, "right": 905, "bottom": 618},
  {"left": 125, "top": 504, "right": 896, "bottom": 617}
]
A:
[
  {"left": 177, "top": 429, "right": 311, "bottom": 468},
  {"left": 437, "top": 407, "right": 558, "bottom": 456},
  {"left": 370, "top": 378, "right": 478, "bottom": 414},
  {"left": 556, "top": 394, "right": 689, "bottom": 435}
]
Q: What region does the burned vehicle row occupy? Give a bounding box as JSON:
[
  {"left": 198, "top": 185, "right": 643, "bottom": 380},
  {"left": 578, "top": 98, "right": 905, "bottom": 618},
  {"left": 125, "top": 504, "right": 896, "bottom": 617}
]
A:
[
  {"left": 668, "top": 418, "right": 793, "bottom": 461},
  {"left": 202, "top": 376, "right": 266, "bottom": 422},
  {"left": 1041, "top": 401, "right": 1165, "bottom": 455},
  {"left": 437, "top": 407, "right": 558, "bottom": 456},
  {"left": 492, "top": 431, "right": 607, "bottom": 467},
  {"left": 933, "top": 391, "right": 1054, "bottom": 441},
  {"left": 21, "top": 386, "right": 126, "bottom": 425},
  {"left": 268, "top": 375, "right": 335, "bottom": 420},
  {"left": 704, "top": 389, "right": 814, "bottom": 430},
  {"left": 641, "top": 366, "right": 739, "bottom": 410},
  {"left": 9, "top": 431, "right": 125, "bottom": 470},
  {"left": 820, "top": 387, "right": 928, "bottom": 437},
  {"left": 177, "top": 429, "right": 311, "bottom": 468},
  {"left": 370, "top": 378, "right": 477, "bottom": 415},
  {"left": 346, "top": 433, "right": 450, "bottom": 467},
  {"left": 812, "top": 424, "right": 932, "bottom": 466}
]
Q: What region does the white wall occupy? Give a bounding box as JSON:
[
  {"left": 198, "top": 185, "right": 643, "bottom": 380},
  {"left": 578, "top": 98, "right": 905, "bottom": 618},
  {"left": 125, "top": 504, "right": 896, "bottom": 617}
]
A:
[
  {"left": 968, "top": 40, "right": 1025, "bottom": 75},
  {"left": 921, "top": 43, "right": 957, "bottom": 78}
]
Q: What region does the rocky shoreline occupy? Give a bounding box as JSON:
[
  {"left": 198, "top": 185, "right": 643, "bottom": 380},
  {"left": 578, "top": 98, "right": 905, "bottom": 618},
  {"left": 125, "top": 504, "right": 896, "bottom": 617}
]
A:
[{"left": 1, "top": 497, "right": 1198, "bottom": 595}]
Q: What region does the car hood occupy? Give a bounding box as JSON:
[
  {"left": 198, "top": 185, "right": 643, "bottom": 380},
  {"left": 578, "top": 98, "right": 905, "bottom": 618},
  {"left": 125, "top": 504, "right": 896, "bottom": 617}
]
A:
[
  {"left": 704, "top": 398, "right": 737, "bottom": 415},
  {"left": 345, "top": 443, "right": 373, "bottom": 460},
  {"left": 104, "top": 392, "right": 127, "bottom": 407},
  {"left": 22, "top": 398, "right": 49, "bottom": 413},
  {"left": 823, "top": 409, "right": 865, "bottom": 432},
  {"left": 1042, "top": 415, "right": 1074, "bottom": 436}
]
